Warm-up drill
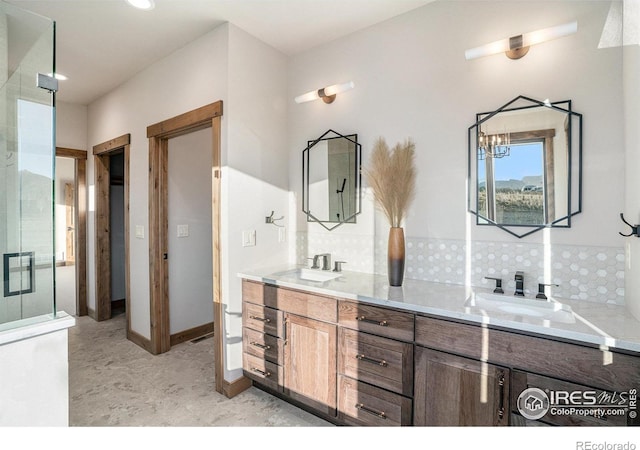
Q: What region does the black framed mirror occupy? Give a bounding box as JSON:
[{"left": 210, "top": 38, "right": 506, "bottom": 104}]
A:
[
  {"left": 468, "top": 96, "right": 583, "bottom": 238},
  {"left": 302, "top": 129, "right": 362, "bottom": 231}
]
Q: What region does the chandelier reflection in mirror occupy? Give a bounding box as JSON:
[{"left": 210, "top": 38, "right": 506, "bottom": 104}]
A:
[{"left": 477, "top": 128, "right": 511, "bottom": 160}]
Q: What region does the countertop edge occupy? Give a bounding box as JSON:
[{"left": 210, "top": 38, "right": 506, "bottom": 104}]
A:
[{"left": 238, "top": 271, "right": 640, "bottom": 355}]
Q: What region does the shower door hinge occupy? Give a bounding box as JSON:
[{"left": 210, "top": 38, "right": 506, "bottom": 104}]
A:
[{"left": 37, "top": 73, "right": 58, "bottom": 93}]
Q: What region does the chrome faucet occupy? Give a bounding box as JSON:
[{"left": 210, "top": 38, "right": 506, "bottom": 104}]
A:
[
  {"left": 514, "top": 271, "right": 525, "bottom": 296},
  {"left": 318, "top": 253, "right": 332, "bottom": 270},
  {"left": 310, "top": 253, "right": 332, "bottom": 270}
]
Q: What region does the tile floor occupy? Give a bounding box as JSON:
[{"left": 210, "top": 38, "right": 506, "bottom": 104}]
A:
[{"left": 68, "top": 312, "right": 331, "bottom": 426}]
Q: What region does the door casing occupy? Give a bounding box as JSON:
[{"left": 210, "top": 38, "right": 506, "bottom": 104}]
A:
[
  {"left": 92, "top": 135, "right": 131, "bottom": 335},
  {"left": 147, "top": 101, "right": 225, "bottom": 394},
  {"left": 55, "top": 147, "right": 88, "bottom": 316}
]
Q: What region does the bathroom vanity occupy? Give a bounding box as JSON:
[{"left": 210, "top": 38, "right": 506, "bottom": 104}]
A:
[{"left": 239, "top": 267, "right": 640, "bottom": 427}]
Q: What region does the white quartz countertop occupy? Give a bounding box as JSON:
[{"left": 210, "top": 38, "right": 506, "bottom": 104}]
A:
[{"left": 238, "top": 266, "right": 640, "bottom": 354}]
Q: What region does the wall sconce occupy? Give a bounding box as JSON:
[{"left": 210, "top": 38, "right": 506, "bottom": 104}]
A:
[
  {"left": 294, "top": 81, "right": 355, "bottom": 104},
  {"left": 465, "top": 21, "right": 578, "bottom": 60}
]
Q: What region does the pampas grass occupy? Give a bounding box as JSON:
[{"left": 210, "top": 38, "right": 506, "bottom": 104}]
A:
[{"left": 364, "top": 137, "right": 416, "bottom": 228}]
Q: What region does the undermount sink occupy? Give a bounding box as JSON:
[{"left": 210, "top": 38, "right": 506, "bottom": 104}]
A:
[
  {"left": 465, "top": 292, "right": 575, "bottom": 324},
  {"left": 283, "top": 268, "right": 342, "bottom": 282}
]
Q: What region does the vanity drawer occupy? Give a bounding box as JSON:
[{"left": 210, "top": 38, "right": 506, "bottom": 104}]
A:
[
  {"left": 243, "top": 302, "right": 283, "bottom": 337},
  {"left": 243, "top": 352, "right": 283, "bottom": 393},
  {"left": 243, "top": 280, "right": 268, "bottom": 305},
  {"left": 415, "top": 315, "right": 640, "bottom": 392},
  {"left": 338, "top": 327, "right": 413, "bottom": 396},
  {"left": 275, "top": 287, "right": 337, "bottom": 323},
  {"left": 339, "top": 300, "right": 414, "bottom": 342},
  {"left": 243, "top": 327, "right": 284, "bottom": 365},
  {"left": 337, "top": 375, "right": 412, "bottom": 426}
]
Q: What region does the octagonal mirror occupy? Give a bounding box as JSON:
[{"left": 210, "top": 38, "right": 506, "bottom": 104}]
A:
[
  {"left": 468, "top": 96, "right": 583, "bottom": 238},
  {"left": 302, "top": 129, "right": 362, "bottom": 231}
]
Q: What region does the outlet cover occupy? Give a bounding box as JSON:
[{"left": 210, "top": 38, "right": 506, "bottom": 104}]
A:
[
  {"left": 242, "top": 230, "right": 256, "bottom": 247},
  {"left": 177, "top": 224, "right": 189, "bottom": 238},
  {"left": 135, "top": 225, "right": 144, "bottom": 239}
]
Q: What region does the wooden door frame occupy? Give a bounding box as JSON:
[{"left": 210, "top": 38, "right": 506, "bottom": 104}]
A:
[
  {"left": 55, "top": 147, "right": 88, "bottom": 316},
  {"left": 147, "top": 101, "right": 224, "bottom": 394},
  {"left": 92, "top": 134, "right": 131, "bottom": 332}
]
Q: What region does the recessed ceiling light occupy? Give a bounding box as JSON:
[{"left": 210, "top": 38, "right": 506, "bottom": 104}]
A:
[
  {"left": 126, "top": 0, "right": 155, "bottom": 11},
  {"left": 47, "top": 73, "right": 68, "bottom": 81}
]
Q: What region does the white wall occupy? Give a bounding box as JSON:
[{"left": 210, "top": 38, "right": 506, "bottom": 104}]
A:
[
  {"left": 56, "top": 101, "right": 87, "bottom": 150},
  {"left": 624, "top": 34, "right": 640, "bottom": 318},
  {"left": 288, "top": 1, "right": 625, "bottom": 297},
  {"left": 223, "top": 24, "right": 289, "bottom": 380},
  {"left": 168, "top": 127, "right": 214, "bottom": 334},
  {"left": 87, "top": 24, "right": 229, "bottom": 339},
  {"left": 87, "top": 22, "right": 289, "bottom": 383}
]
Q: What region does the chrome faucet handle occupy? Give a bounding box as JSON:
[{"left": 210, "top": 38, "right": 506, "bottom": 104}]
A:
[
  {"left": 484, "top": 276, "right": 503, "bottom": 294},
  {"left": 333, "top": 261, "right": 346, "bottom": 273},
  {"left": 536, "top": 283, "right": 559, "bottom": 300}
]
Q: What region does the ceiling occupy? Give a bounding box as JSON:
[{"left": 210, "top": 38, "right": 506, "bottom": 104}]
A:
[{"left": 7, "top": 0, "right": 434, "bottom": 105}]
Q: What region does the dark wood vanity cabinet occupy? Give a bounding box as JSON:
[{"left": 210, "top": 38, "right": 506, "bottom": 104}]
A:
[
  {"left": 413, "top": 347, "right": 509, "bottom": 426},
  {"left": 242, "top": 279, "right": 640, "bottom": 427},
  {"left": 414, "top": 314, "right": 640, "bottom": 427},
  {"left": 336, "top": 301, "right": 415, "bottom": 426}
]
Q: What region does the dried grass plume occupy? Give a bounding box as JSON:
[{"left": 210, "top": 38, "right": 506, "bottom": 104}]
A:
[{"left": 364, "top": 137, "right": 416, "bottom": 228}]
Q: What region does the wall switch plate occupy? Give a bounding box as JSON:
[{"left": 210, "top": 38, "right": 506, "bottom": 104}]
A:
[
  {"left": 278, "top": 227, "right": 286, "bottom": 243},
  {"left": 242, "top": 230, "right": 256, "bottom": 247},
  {"left": 135, "top": 225, "right": 144, "bottom": 239},
  {"left": 177, "top": 224, "right": 189, "bottom": 238}
]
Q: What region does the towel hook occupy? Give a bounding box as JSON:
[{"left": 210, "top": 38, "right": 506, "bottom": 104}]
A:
[
  {"left": 266, "top": 211, "right": 285, "bottom": 227},
  {"left": 619, "top": 213, "right": 640, "bottom": 237}
]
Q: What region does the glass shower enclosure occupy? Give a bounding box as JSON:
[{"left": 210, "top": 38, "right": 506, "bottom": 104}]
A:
[{"left": 0, "top": 1, "right": 57, "bottom": 332}]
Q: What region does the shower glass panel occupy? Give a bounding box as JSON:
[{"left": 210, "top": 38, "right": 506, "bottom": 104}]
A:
[{"left": 0, "top": 1, "right": 56, "bottom": 331}]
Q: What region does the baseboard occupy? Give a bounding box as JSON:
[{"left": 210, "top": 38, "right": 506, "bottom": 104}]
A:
[
  {"left": 127, "top": 328, "right": 153, "bottom": 353},
  {"left": 223, "top": 376, "right": 252, "bottom": 398},
  {"left": 170, "top": 322, "right": 214, "bottom": 346},
  {"left": 87, "top": 306, "right": 97, "bottom": 321}
]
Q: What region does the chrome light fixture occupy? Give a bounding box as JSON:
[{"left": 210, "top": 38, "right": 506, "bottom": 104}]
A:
[
  {"left": 465, "top": 21, "right": 578, "bottom": 60},
  {"left": 295, "top": 81, "right": 355, "bottom": 104}
]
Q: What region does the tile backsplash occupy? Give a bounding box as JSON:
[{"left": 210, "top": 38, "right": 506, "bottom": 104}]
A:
[{"left": 296, "top": 231, "right": 625, "bottom": 305}]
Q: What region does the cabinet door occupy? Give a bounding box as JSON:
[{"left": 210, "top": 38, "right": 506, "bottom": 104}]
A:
[
  {"left": 283, "top": 313, "right": 337, "bottom": 416},
  {"left": 414, "top": 347, "right": 509, "bottom": 426}
]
